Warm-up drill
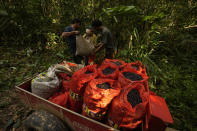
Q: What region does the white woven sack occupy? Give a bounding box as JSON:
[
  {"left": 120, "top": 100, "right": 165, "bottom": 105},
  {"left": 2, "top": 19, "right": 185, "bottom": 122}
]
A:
[{"left": 76, "top": 35, "right": 95, "bottom": 56}]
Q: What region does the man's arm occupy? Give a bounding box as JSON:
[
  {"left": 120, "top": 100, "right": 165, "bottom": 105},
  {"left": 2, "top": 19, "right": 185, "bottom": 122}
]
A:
[
  {"left": 94, "top": 31, "right": 109, "bottom": 52},
  {"left": 94, "top": 43, "right": 104, "bottom": 53},
  {"left": 61, "top": 31, "right": 79, "bottom": 38}
]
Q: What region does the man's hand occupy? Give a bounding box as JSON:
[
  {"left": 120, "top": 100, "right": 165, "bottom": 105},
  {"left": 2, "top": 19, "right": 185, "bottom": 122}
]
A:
[
  {"left": 94, "top": 43, "right": 104, "bottom": 53},
  {"left": 72, "top": 31, "right": 80, "bottom": 35},
  {"left": 95, "top": 43, "right": 103, "bottom": 48},
  {"left": 62, "top": 31, "right": 80, "bottom": 38}
]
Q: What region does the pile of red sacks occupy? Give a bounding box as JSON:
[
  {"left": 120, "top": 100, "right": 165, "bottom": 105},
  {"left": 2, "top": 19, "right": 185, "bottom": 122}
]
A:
[{"left": 47, "top": 59, "right": 172, "bottom": 130}]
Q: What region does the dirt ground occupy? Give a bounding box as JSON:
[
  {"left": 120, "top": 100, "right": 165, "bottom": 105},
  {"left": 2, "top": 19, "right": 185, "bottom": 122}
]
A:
[
  {"left": 0, "top": 46, "right": 63, "bottom": 131},
  {"left": 0, "top": 89, "right": 32, "bottom": 131}
]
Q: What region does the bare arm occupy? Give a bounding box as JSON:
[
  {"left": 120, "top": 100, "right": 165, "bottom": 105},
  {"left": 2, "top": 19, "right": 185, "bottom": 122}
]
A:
[
  {"left": 61, "top": 31, "right": 79, "bottom": 38},
  {"left": 94, "top": 31, "right": 108, "bottom": 53},
  {"left": 94, "top": 43, "right": 104, "bottom": 53}
]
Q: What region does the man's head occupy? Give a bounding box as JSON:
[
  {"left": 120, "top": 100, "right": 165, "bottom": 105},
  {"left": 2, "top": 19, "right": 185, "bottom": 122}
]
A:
[
  {"left": 86, "top": 26, "right": 94, "bottom": 36},
  {"left": 91, "top": 20, "right": 102, "bottom": 31},
  {"left": 72, "top": 18, "right": 81, "bottom": 29}
]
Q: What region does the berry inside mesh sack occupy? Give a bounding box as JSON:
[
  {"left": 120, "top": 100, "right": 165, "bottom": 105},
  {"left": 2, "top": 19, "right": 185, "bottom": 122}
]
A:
[
  {"left": 62, "top": 80, "right": 73, "bottom": 92},
  {"left": 68, "top": 65, "right": 97, "bottom": 113},
  {"left": 108, "top": 82, "right": 149, "bottom": 129},
  {"left": 118, "top": 67, "right": 148, "bottom": 87},
  {"left": 83, "top": 79, "right": 121, "bottom": 120},
  {"left": 98, "top": 64, "right": 119, "bottom": 80},
  {"left": 58, "top": 73, "right": 71, "bottom": 80},
  {"left": 48, "top": 92, "right": 68, "bottom": 108},
  {"left": 68, "top": 89, "right": 83, "bottom": 113},
  {"left": 102, "top": 59, "right": 126, "bottom": 68},
  {"left": 59, "top": 73, "right": 72, "bottom": 92},
  {"left": 70, "top": 65, "right": 97, "bottom": 95},
  {"left": 122, "top": 61, "right": 147, "bottom": 75}
]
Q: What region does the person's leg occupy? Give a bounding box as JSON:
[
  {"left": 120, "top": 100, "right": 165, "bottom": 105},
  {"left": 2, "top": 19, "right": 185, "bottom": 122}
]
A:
[
  {"left": 74, "top": 55, "right": 83, "bottom": 64},
  {"left": 69, "top": 46, "right": 83, "bottom": 64},
  {"left": 84, "top": 56, "right": 89, "bottom": 66},
  {"left": 73, "top": 55, "right": 77, "bottom": 63},
  {"left": 68, "top": 46, "right": 76, "bottom": 63},
  {"left": 105, "top": 48, "right": 114, "bottom": 59},
  {"left": 73, "top": 55, "right": 80, "bottom": 64}
]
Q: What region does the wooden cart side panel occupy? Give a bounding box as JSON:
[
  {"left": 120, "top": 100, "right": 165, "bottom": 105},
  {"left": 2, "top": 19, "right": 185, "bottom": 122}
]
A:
[{"left": 15, "top": 85, "right": 116, "bottom": 131}]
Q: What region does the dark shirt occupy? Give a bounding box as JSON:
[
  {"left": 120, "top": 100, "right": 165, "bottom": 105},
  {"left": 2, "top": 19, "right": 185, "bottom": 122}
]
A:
[
  {"left": 101, "top": 26, "right": 114, "bottom": 49},
  {"left": 64, "top": 26, "right": 76, "bottom": 54}
]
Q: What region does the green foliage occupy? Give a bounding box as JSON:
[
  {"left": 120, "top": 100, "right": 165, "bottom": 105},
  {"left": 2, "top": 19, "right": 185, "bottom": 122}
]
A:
[
  {"left": 0, "top": 0, "right": 197, "bottom": 130},
  {"left": 143, "top": 12, "right": 165, "bottom": 23},
  {"left": 110, "top": 2, "right": 197, "bottom": 131},
  {"left": 103, "top": 5, "right": 139, "bottom": 16}
]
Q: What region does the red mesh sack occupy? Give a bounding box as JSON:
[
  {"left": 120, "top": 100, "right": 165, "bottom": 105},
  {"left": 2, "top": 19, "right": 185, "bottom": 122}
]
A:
[
  {"left": 122, "top": 61, "right": 147, "bottom": 75},
  {"left": 48, "top": 92, "right": 68, "bottom": 108},
  {"left": 62, "top": 80, "right": 73, "bottom": 92},
  {"left": 82, "top": 79, "right": 121, "bottom": 120},
  {"left": 107, "top": 82, "right": 149, "bottom": 129},
  {"left": 58, "top": 73, "right": 71, "bottom": 80},
  {"left": 102, "top": 59, "right": 126, "bottom": 68},
  {"left": 118, "top": 67, "right": 148, "bottom": 88},
  {"left": 68, "top": 89, "right": 83, "bottom": 113},
  {"left": 70, "top": 65, "right": 97, "bottom": 95},
  {"left": 59, "top": 73, "right": 72, "bottom": 92},
  {"left": 68, "top": 65, "right": 97, "bottom": 112},
  {"left": 98, "top": 64, "right": 119, "bottom": 80}
]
